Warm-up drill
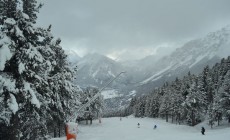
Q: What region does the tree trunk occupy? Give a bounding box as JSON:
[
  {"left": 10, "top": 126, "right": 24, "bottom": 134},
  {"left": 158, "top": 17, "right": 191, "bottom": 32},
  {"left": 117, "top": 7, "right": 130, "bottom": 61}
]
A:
[
  {"left": 166, "top": 111, "right": 168, "bottom": 122},
  {"left": 218, "top": 116, "right": 220, "bottom": 126},
  {"left": 90, "top": 119, "right": 92, "bottom": 124},
  {"left": 58, "top": 119, "right": 61, "bottom": 137},
  {"left": 217, "top": 113, "right": 221, "bottom": 126},
  {"left": 9, "top": 114, "right": 20, "bottom": 140},
  {"left": 178, "top": 113, "right": 181, "bottom": 125},
  {"left": 54, "top": 125, "right": 57, "bottom": 138},
  {"left": 192, "top": 110, "right": 195, "bottom": 126}
]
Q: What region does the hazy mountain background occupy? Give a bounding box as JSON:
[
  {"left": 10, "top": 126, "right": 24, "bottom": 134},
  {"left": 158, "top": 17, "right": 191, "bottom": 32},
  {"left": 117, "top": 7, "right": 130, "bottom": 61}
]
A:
[{"left": 67, "top": 25, "right": 230, "bottom": 111}]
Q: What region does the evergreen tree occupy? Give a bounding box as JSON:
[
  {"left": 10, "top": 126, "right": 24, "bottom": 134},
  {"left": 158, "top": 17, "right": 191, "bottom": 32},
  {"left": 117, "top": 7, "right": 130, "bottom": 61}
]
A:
[
  {"left": 78, "top": 87, "right": 104, "bottom": 123},
  {"left": 126, "top": 56, "right": 230, "bottom": 128},
  {"left": 0, "top": 0, "right": 81, "bottom": 139},
  {"left": 183, "top": 76, "right": 207, "bottom": 126},
  {"left": 216, "top": 70, "right": 230, "bottom": 123}
]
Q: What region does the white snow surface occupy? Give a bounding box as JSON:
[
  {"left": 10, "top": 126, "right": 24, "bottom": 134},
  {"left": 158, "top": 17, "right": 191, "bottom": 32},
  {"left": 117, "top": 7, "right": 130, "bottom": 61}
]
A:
[
  {"left": 140, "top": 65, "right": 172, "bottom": 85},
  {"left": 24, "top": 82, "right": 41, "bottom": 108},
  {"left": 108, "top": 70, "right": 115, "bottom": 77},
  {"left": 189, "top": 54, "right": 207, "bottom": 68},
  {"left": 128, "top": 90, "right": 136, "bottom": 96},
  {"left": 18, "top": 62, "right": 25, "bottom": 74},
  {"left": 4, "top": 18, "right": 16, "bottom": 25},
  {"left": 0, "top": 44, "right": 12, "bottom": 71},
  {"left": 16, "top": 0, "right": 23, "bottom": 11},
  {"left": 101, "top": 89, "right": 119, "bottom": 99},
  {"left": 51, "top": 116, "right": 230, "bottom": 140},
  {"left": 8, "top": 94, "right": 18, "bottom": 114}
]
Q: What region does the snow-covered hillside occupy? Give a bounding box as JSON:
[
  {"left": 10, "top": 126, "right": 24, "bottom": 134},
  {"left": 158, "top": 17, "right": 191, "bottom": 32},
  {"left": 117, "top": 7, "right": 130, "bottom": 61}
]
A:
[
  {"left": 51, "top": 116, "right": 230, "bottom": 140},
  {"left": 74, "top": 53, "right": 125, "bottom": 88},
  {"left": 101, "top": 89, "right": 120, "bottom": 99},
  {"left": 72, "top": 26, "right": 230, "bottom": 89},
  {"left": 139, "top": 25, "right": 230, "bottom": 85}
]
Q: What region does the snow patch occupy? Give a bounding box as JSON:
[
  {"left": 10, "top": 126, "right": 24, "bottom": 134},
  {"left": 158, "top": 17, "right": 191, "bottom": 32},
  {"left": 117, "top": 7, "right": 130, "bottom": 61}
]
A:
[
  {"left": 24, "top": 82, "right": 41, "bottom": 108},
  {"left": 140, "top": 65, "right": 172, "bottom": 85},
  {"left": 128, "top": 90, "right": 136, "bottom": 96},
  {"left": 15, "top": 25, "right": 24, "bottom": 37},
  {"left": 151, "top": 75, "right": 162, "bottom": 82},
  {"left": 4, "top": 18, "right": 16, "bottom": 25},
  {"left": 26, "top": 43, "right": 44, "bottom": 63},
  {"left": 0, "top": 45, "right": 12, "bottom": 71},
  {"left": 16, "top": 0, "right": 23, "bottom": 11},
  {"left": 101, "top": 89, "right": 119, "bottom": 99},
  {"left": 18, "top": 62, "right": 25, "bottom": 74},
  {"left": 22, "top": 13, "right": 29, "bottom": 20},
  {"left": 108, "top": 71, "right": 115, "bottom": 77},
  {"left": 189, "top": 55, "right": 207, "bottom": 68},
  {"left": 0, "top": 75, "right": 16, "bottom": 92},
  {"left": 92, "top": 69, "right": 99, "bottom": 78},
  {"left": 8, "top": 94, "right": 18, "bottom": 114}
]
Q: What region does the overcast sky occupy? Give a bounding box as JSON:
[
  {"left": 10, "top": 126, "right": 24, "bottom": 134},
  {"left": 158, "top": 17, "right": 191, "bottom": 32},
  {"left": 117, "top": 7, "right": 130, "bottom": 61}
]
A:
[{"left": 37, "top": 0, "right": 230, "bottom": 61}]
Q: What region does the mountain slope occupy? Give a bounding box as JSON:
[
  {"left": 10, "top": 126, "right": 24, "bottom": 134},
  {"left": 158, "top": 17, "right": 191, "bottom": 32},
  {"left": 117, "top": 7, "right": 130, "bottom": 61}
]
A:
[
  {"left": 74, "top": 53, "right": 126, "bottom": 88},
  {"left": 137, "top": 25, "right": 230, "bottom": 93},
  {"left": 70, "top": 25, "right": 230, "bottom": 109}
]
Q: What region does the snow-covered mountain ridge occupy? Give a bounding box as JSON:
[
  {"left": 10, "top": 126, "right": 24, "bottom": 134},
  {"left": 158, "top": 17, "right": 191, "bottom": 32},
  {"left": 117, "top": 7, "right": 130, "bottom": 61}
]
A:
[
  {"left": 73, "top": 53, "right": 126, "bottom": 89},
  {"left": 69, "top": 25, "right": 230, "bottom": 110},
  {"left": 139, "top": 25, "right": 230, "bottom": 85}
]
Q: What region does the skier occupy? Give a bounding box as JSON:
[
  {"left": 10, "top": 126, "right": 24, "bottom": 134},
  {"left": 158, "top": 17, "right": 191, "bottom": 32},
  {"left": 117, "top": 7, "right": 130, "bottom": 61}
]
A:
[
  {"left": 137, "top": 123, "right": 140, "bottom": 128},
  {"left": 201, "top": 127, "right": 205, "bottom": 135},
  {"left": 154, "top": 125, "right": 157, "bottom": 129}
]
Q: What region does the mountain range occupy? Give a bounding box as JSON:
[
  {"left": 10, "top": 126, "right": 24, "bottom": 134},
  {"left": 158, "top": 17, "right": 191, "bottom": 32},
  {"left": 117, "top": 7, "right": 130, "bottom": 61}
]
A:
[{"left": 67, "top": 25, "right": 230, "bottom": 111}]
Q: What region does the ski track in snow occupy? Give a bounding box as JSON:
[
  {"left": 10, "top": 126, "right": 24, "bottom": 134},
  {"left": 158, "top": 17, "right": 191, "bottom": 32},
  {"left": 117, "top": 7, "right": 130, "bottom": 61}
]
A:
[{"left": 51, "top": 116, "right": 230, "bottom": 140}]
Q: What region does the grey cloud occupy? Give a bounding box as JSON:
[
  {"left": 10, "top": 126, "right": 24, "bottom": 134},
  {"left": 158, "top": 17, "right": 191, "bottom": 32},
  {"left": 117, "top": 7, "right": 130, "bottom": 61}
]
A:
[{"left": 37, "top": 0, "right": 230, "bottom": 59}]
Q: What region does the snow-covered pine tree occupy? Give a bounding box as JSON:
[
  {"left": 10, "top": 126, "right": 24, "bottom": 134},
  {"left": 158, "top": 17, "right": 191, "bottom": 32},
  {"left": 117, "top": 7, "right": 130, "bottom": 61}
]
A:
[
  {"left": 215, "top": 66, "right": 230, "bottom": 123},
  {"left": 133, "top": 96, "right": 146, "bottom": 117},
  {"left": 182, "top": 75, "right": 207, "bottom": 126},
  {"left": 169, "top": 80, "right": 184, "bottom": 124},
  {"left": 208, "top": 58, "right": 229, "bottom": 126},
  {"left": 85, "top": 87, "right": 103, "bottom": 121},
  {"left": 159, "top": 89, "right": 172, "bottom": 122},
  {"left": 43, "top": 33, "right": 81, "bottom": 137},
  {"left": 126, "top": 56, "right": 230, "bottom": 128},
  {"left": 149, "top": 91, "right": 160, "bottom": 118},
  {"left": 0, "top": 0, "right": 80, "bottom": 139},
  {"left": 144, "top": 95, "right": 151, "bottom": 117}
]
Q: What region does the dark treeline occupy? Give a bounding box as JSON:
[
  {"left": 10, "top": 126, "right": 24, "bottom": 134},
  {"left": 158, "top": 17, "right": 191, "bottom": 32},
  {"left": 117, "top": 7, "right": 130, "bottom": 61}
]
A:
[{"left": 122, "top": 56, "right": 230, "bottom": 127}]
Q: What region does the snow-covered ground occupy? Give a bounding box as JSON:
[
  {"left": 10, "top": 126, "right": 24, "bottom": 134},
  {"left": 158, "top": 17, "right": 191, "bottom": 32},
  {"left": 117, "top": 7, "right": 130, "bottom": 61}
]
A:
[
  {"left": 101, "top": 89, "right": 119, "bottom": 99},
  {"left": 51, "top": 116, "right": 230, "bottom": 140}
]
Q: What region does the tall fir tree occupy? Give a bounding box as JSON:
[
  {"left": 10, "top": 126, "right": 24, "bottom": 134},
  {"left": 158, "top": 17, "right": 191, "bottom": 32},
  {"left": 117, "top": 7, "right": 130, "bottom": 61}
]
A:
[{"left": 0, "top": 0, "right": 81, "bottom": 139}]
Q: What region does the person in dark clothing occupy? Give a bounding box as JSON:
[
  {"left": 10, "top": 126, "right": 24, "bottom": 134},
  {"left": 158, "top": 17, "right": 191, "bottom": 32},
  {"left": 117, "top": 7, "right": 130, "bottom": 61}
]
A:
[
  {"left": 137, "top": 123, "right": 140, "bottom": 128},
  {"left": 154, "top": 125, "right": 157, "bottom": 129},
  {"left": 201, "top": 127, "right": 205, "bottom": 135}
]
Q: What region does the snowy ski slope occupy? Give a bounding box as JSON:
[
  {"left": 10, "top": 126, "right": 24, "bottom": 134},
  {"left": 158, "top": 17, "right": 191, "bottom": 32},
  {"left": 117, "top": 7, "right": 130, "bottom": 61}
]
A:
[{"left": 51, "top": 116, "right": 230, "bottom": 140}]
